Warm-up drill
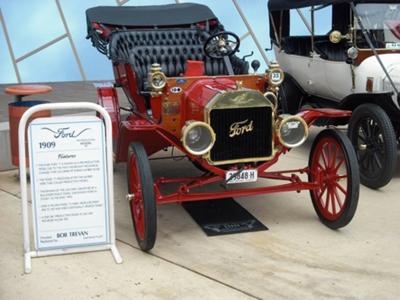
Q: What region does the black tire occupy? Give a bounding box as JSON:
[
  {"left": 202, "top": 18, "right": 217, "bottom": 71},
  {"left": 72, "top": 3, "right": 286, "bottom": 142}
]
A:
[
  {"left": 279, "top": 75, "right": 303, "bottom": 114},
  {"left": 127, "top": 142, "right": 157, "bottom": 251},
  {"left": 348, "top": 104, "right": 397, "bottom": 189},
  {"left": 309, "top": 129, "right": 359, "bottom": 229}
]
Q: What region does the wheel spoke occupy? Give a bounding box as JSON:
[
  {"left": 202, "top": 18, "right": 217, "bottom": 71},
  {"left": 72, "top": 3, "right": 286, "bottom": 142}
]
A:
[
  {"left": 334, "top": 157, "right": 345, "bottom": 173},
  {"left": 357, "top": 132, "right": 366, "bottom": 143},
  {"left": 321, "top": 145, "right": 329, "bottom": 168},
  {"left": 376, "top": 142, "right": 385, "bottom": 154},
  {"left": 330, "top": 189, "right": 337, "bottom": 215},
  {"left": 365, "top": 119, "right": 372, "bottom": 138},
  {"left": 333, "top": 188, "right": 344, "bottom": 210},
  {"left": 359, "top": 151, "right": 368, "bottom": 163},
  {"left": 334, "top": 182, "right": 348, "bottom": 197},
  {"left": 325, "top": 189, "right": 330, "bottom": 211},
  {"left": 326, "top": 143, "right": 332, "bottom": 168},
  {"left": 316, "top": 184, "right": 327, "bottom": 202},
  {"left": 371, "top": 120, "right": 380, "bottom": 137},
  {"left": 329, "top": 143, "right": 338, "bottom": 169},
  {"left": 359, "top": 126, "right": 367, "bottom": 139},
  {"left": 373, "top": 152, "right": 383, "bottom": 169},
  {"left": 367, "top": 153, "right": 375, "bottom": 173},
  {"left": 363, "top": 152, "right": 371, "bottom": 171}
]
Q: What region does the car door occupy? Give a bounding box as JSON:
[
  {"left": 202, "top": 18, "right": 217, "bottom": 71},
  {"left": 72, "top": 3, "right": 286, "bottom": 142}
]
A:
[
  {"left": 277, "top": 9, "right": 315, "bottom": 95},
  {"left": 307, "top": 52, "right": 330, "bottom": 97}
]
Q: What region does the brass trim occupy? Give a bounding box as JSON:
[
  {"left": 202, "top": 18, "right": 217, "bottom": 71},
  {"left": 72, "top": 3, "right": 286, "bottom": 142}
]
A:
[
  {"left": 149, "top": 71, "right": 167, "bottom": 91},
  {"left": 235, "top": 80, "right": 244, "bottom": 90},
  {"left": 181, "top": 121, "right": 216, "bottom": 156},
  {"left": 204, "top": 90, "right": 276, "bottom": 166},
  {"left": 276, "top": 115, "right": 309, "bottom": 148},
  {"left": 264, "top": 91, "right": 278, "bottom": 111},
  {"left": 204, "top": 149, "right": 277, "bottom": 166},
  {"left": 268, "top": 66, "right": 285, "bottom": 86},
  {"left": 205, "top": 89, "right": 272, "bottom": 113},
  {"left": 329, "top": 30, "right": 343, "bottom": 44}
]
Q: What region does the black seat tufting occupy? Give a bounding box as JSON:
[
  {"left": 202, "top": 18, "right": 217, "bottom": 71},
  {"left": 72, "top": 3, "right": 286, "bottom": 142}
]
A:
[
  {"left": 109, "top": 29, "right": 248, "bottom": 91},
  {"left": 281, "top": 36, "right": 347, "bottom": 62}
]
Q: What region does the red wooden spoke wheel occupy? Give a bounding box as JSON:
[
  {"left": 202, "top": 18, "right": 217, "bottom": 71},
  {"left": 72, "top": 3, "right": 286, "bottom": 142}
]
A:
[
  {"left": 309, "top": 130, "right": 359, "bottom": 229},
  {"left": 127, "top": 143, "right": 157, "bottom": 251}
]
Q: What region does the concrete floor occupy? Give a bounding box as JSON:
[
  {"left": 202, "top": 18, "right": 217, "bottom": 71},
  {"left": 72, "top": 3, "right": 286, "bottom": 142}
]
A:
[{"left": 1, "top": 129, "right": 400, "bottom": 300}]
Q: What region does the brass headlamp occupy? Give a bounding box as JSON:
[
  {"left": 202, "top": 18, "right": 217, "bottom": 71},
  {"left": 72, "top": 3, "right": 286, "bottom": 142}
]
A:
[
  {"left": 277, "top": 115, "right": 309, "bottom": 148},
  {"left": 182, "top": 121, "right": 216, "bottom": 156},
  {"left": 149, "top": 63, "right": 167, "bottom": 92}
]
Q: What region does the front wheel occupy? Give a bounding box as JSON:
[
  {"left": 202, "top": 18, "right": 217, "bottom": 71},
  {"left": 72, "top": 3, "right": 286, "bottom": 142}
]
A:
[
  {"left": 127, "top": 142, "right": 157, "bottom": 251},
  {"left": 348, "top": 104, "right": 397, "bottom": 189},
  {"left": 309, "top": 129, "right": 359, "bottom": 229}
]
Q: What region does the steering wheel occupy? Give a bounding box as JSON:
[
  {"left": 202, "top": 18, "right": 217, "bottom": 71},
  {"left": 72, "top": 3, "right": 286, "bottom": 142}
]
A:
[{"left": 204, "top": 31, "right": 240, "bottom": 59}]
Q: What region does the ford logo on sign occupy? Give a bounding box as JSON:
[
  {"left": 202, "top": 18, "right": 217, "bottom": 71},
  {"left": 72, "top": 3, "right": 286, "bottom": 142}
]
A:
[{"left": 42, "top": 127, "right": 90, "bottom": 139}]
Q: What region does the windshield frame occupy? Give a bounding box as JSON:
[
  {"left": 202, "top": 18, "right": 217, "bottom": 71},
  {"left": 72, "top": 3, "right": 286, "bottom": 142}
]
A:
[{"left": 354, "top": 2, "right": 400, "bottom": 51}]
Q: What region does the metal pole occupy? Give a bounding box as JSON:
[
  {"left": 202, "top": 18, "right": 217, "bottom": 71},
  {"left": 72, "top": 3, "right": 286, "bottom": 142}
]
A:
[
  {"left": 16, "top": 34, "right": 68, "bottom": 63},
  {"left": 0, "top": 9, "right": 21, "bottom": 83},
  {"left": 117, "top": 0, "right": 130, "bottom": 5},
  {"left": 311, "top": 6, "right": 315, "bottom": 53},
  {"left": 55, "top": 0, "right": 87, "bottom": 81},
  {"left": 232, "top": 0, "right": 270, "bottom": 65},
  {"left": 296, "top": 9, "right": 313, "bottom": 34}
]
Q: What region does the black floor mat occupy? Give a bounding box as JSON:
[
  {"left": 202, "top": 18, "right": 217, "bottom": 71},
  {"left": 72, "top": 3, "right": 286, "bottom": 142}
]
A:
[{"left": 182, "top": 199, "right": 268, "bottom": 236}]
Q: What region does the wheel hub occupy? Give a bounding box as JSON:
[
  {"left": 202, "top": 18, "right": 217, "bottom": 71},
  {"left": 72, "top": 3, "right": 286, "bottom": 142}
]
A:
[{"left": 358, "top": 143, "right": 367, "bottom": 151}]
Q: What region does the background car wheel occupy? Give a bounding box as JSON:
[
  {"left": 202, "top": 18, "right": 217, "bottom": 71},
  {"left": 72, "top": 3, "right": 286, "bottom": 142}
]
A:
[
  {"left": 127, "top": 142, "right": 157, "bottom": 251},
  {"left": 348, "top": 104, "right": 397, "bottom": 189},
  {"left": 278, "top": 74, "right": 304, "bottom": 114},
  {"left": 309, "top": 129, "right": 359, "bottom": 229}
]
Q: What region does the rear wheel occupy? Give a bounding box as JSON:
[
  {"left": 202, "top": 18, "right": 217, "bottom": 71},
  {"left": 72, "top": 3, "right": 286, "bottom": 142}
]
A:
[
  {"left": 309, "top": 129, "right": 359, "bottom": 229},
  {"left": 127, "top": 142, "right": 157, "bottom": 251},
  {"left": 348, "top": 104, "right": 397, "bottom": 189}
]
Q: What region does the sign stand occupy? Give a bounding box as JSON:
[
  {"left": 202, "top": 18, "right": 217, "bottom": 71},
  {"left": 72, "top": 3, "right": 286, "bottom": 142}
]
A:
[{"left": 18, "top": 102, "right": 122, "bottom": 274}]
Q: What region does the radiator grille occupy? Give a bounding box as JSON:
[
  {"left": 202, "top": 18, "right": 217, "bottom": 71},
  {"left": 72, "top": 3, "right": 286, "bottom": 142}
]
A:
[{"left": 209, "top": 107, "right": 273, "bottom": 164}]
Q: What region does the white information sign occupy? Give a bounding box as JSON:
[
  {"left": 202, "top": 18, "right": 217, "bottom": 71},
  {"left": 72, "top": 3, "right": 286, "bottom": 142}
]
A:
[{"left": 28, "top": 116, "right": 110, "bottom": 251}]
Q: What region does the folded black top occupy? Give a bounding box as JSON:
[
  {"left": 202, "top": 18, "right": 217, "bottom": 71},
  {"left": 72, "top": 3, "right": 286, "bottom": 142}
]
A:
[{"left": 86, "top": 3, "right": 217, "bottom": 28}]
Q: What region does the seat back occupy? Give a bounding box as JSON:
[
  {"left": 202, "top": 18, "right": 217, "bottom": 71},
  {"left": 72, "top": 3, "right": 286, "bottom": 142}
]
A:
[
  {"left": 109, "top": 29, "right": 248, "bottom": 90},
  {"left": 281, "top": 36, "right": 312, "bottom": 56},
  {"left": 281, "top": 36, "right": 347, "bottom": 61}
]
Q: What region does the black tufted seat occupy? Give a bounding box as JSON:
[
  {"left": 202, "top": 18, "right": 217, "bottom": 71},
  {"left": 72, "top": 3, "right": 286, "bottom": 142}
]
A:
[
  {"left": 281, "top": 36, "right": 313, "bottom": 56},
  {"left": 281, "top": 36, "right": 347, "bottom": 62},
  {"left": 109, "top": 29, "right": 248, "bottom": 91}
]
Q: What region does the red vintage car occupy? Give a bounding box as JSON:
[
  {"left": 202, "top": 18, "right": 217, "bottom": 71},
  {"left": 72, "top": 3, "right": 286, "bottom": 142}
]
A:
[{"left": 86, "top": 3, "right": 359, "bottom": 251}]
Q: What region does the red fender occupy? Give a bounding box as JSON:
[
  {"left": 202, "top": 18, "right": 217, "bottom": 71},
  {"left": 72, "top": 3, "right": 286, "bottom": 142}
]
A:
[
  {"left": 96, "top": 87, "right": 121, "bottom": 140},
  {"left": 298, "top": 108, "right": 352, "bottom": 125}
]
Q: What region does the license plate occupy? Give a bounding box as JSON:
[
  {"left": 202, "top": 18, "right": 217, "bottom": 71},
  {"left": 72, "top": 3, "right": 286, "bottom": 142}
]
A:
[
  {"left": 386, "top": 42, "right": 400, "bottom": 50},
  {"left": 225, "top": 169, "right": 258, "bottom": 184}
]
